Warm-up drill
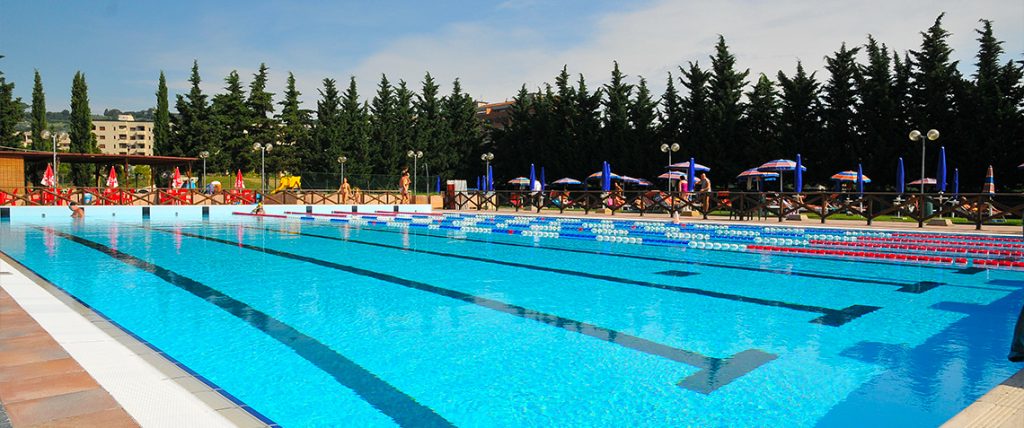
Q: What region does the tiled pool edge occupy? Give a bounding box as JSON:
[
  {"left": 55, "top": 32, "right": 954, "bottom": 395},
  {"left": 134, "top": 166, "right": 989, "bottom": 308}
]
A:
[
  {"left": 943, "top": 368, "right": 1024, "bottom": 427},
  {"left": 0, "top": 251, "right": 272, "bottom": 427}
]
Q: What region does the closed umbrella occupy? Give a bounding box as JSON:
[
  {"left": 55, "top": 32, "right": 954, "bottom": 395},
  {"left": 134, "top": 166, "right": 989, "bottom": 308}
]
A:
[
  {"left": 897, "top": 157, "right": 905, "bottom": 194},
  {"left": 487, "top": 164, "right": 494, "bottom": 191},
  {"left": 856, "top": 163, "right": 865, "bottom": 196},
  {"left": 106, "top": 166, "right": 119, "bottom": 188},
  {"left": 602, "top": 161, "right": 611, "bottom": 192},
  {"left": 436, "top": 176, "right": 441, "bottom": 193},
  {"left": 234, "top": 170, "right": 245, "bottom": 189},
  {"left": 172, "top": 167, "right": 184, "bottom": 189},
  {"left": 41, "top": 163, "right": 56, "bottom": 187},
  {"left": 476, "top": 176, "right": 481, "bottom": 190},
  {"left": 528, "top": 164, "right": 536, "bottom": 192},
  {"left": 795, "top": 154, "right": 803, "bottom": 193},
  {"left": 983, "top": 165, "right": 995, "bottom": 194},
  {"left": 540, "top": 167, "right": 546, "bottom": 191},
  {"left": 686, "top": 157, "right": 696, "bottom": 192},
  {"left": 953, "top": 168, "right": 959, "bottom": 198},
  {"left": 937, "top": 146, "right": 947, "bottom": 193}
]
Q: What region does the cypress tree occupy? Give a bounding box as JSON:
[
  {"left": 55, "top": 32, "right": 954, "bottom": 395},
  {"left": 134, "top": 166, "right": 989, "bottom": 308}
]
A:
[
  {"left": 393, "top": 80, "right": 416, "bottom": 175},
  {"left": 69, "top": 71, "right": 97, "bottom": 185},
  {"left": 602, "top": 61, "right": 633, "bottom": 168},
  {"left": 441, "top": 79, "right": 481, "bottom": 180},
  {"left": 821, "top": 42, "right": 862, "bottom": 172},
  {"left": 414, "top": 73, "right": 452, "bottom": 179},
  {"left": 246, "top": 63, "right": 277, "bottom": 168},
  {"left": 0, "top": 56, "right": 21, "bottom": 148},
  {"left": 629, "top": 77, "right": 659, "bottom": 174},
  {"left": 210, "top": 71, "right": 252, "bottom": 172},
  {"left": 970, "top": 19, "right": 1024, "bottom": 188},
  {"left": 370, "top": 74, "right": 399, "bottom": 174},
  {"left": 339, "top": 76, "right": 373, "bottom": 178},
  {"left": 493, "top": 85, "right": 534, "bottom": 176},
  {"left": 153, "top": 72, "right": 171, "bottom": 156},
  {"left": 679, "top": 61, "right": 713, "bottom": 162},
  {"left": 777, "top": 62, "right": 822, "bottom": 181},
  {"left": 743, "top": 74, "right": 781, "bottom": 164},
  {"left": 909, "top": 13, "right": 964, "bottom": 180},
  {"left": 172, "top": 60, "right": 212, "bottom": 159},
  {"left": 707, "top": 35, "right": 749, "bottom": 178},
  {"left": 274, "top": 72, "right": 310, "bottom": 174},
  {"left": 658, "top": 73, "right": 684, "bottom": 164},
  {"left": 30, "top": 70, "right": 47, "bottom": 151},
  {"left": 855, "top": 36, "right": 899, "bottom": 186},
  {"left": 309, "top": 78, "right": 342, "bottom": 179}
]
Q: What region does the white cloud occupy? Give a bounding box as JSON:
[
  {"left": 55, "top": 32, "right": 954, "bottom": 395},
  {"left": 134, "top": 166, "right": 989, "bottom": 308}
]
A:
[{"left": 351, "top": 0, "right": 1024, "bottom": 102}]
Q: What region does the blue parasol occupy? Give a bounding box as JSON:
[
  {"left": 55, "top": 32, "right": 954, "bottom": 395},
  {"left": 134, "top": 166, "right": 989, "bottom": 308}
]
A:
[
  {"left": 529, "top": 164, "right": 536, "bottom": 192},
  {"left": 687, "top": 157, "right": 696, "bottom": 192},
  {"left": 795, "top": 154, "right": 803, "bottom": 193},
  {"left": 953, "top": 168, "right": 959, "bottom": 198},
  {"left": 487, "top": 164, "right": 494, "bottom": 191},
  {"left": 602, "top": 161, "right": 611, "bottom": 192},
  {"left": 897, "top": 157, "right": 905, "bottom": 194},
  {"left": 476, "top": 176, "right": 481, "bottom": 190},
  {"left": 436, "top": 176, "right": 441, "bottom": 193},
  {"left": 857, "top": 163, "right": 864, "bottom": 196},
  {"left": 937, "top": 146, "right": 947, "bottom": 193},
  {"left": 540, "top": 167, "right": 546, "bottom": 191}
]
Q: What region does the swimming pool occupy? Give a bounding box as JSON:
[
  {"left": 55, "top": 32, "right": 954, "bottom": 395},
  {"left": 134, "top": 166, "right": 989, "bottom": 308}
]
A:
[{"left": 1, "top": 213, "right": 1022, "bottom": 427}]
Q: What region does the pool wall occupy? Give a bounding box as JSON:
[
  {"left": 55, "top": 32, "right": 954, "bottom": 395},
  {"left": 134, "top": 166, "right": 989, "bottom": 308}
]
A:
[{"left": 0, "top": 204, "right": 431, "bottom": 223}]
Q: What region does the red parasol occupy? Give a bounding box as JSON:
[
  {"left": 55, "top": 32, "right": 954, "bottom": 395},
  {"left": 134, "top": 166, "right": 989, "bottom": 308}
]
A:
[
  {"left": 41, "top": 163, "right": 57, "bottom": 187},
  {"left": 171, "top": 167, "right": 184, "bottom": 189},
  {"left": 234, "top": 170, "right": 245, "bottom": 189},
  {"left": 105, "top": 166, "right": 119, "bottom": 188}
]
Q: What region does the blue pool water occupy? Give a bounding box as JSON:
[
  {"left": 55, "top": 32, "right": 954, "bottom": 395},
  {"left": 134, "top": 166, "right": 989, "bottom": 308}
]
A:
[{"left": 1, "top": 214, "right": 1022, "bottom": 427}]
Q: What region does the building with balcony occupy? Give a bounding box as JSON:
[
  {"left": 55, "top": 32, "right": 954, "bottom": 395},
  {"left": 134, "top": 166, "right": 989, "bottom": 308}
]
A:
[{"left": 92, "top": 114, "right": 154, "bottom": 156}]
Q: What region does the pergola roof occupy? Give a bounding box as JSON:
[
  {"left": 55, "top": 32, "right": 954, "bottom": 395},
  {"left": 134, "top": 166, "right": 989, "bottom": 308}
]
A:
[{"left": 0, "top": 150, "right": 197, "bottom": 166}]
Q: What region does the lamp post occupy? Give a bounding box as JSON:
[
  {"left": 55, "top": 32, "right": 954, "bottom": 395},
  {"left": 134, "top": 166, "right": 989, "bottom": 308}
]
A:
[
  {"left": 660, "top": 143, "right": 680, "bottom": 193},
  {"left": 337, "top": 155, "right": 347, "bottom": 184},
  {"left": 480, "top": 152, "right": 494, "bottom": 191},
  {"left": 407, "top": 150, "right": 423, "bottom": 194},
  {"left": 252, "top": 143, "right": 272, "bottom": 195},
  {"left": 908, "top": 129, "right": 939, "bottom": 199},
  {"left": 199, "top": 151, "right": 209, "bottom": 189}
]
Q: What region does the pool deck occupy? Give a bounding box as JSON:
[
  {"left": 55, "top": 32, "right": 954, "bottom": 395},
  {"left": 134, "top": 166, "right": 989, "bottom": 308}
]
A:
[
  {"left": 943, "top": 368, "right": 1024, "bottom": 428},
  {"left": 445, "top": 208, "right": 1024, "bottom": 236},
  {"left": 0, "top": 253, "right": 270, "bottom": 427}
]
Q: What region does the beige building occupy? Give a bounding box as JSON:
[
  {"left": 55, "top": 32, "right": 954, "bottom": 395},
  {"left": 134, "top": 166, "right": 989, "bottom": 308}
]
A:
[{"left": 93, "top": 114, "right": 154, "bottom": 156}]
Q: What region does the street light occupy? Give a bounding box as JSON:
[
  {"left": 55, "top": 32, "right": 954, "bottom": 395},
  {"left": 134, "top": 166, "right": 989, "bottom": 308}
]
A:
[
  {"left": 407, "top": 150, "right": 423, "bottom": 194},
  {"left": 908, "top": 129, "right": 939, "bottom": 200},
  {"left": 199, "top": 151, "right": 210, "bottom": 189},
  {"left": 660, "top": 143, "right": 680, "bottom": 193},
  {"left": 252, "top": 142, "right": 272, "bottom": 195},
  {"left": 337, "top": 155, "right": 347, "bottom": 184},
  {"left": 480, "top": 152, "right": 494, "bottom": 191}
]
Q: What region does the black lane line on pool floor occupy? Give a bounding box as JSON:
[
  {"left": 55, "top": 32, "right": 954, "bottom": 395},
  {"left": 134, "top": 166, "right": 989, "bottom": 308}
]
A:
[
  {"left": 150, "top": 226, "right": 778, "bottom": 394},
  {"left": 46, "top": 229, "right": 455, "bottom": 428},
  {"left": 323, "top": 220, "right": 944, "bottom": 293},
  {"left": 246, "top": 225, "right": 880, "bottom": 327}
]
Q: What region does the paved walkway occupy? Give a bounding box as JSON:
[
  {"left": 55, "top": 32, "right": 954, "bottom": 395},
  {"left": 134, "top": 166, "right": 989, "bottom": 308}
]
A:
[{"left": 943, "top": 368, "right": 1024, "bottom": 427}]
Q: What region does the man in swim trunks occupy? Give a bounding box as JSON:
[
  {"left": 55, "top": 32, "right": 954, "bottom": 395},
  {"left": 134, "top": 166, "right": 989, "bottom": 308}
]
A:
[
  {"left": 69, "top": 202, "right": 85, "bottom": 218},
  {"left": 399, "top": 169, "right": 411, "bottom": 203}
]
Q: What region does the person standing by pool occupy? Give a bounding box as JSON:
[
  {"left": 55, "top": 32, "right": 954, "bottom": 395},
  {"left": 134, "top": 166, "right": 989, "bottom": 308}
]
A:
[
  {"left": 338, "top": 177, "right": 351, "bottom": 204},
  {"left": 399, "top": 168, "right": 411, "bottom": 204},
  {"left": 699, "top": 173, "right": 712, "bottom": 209}
]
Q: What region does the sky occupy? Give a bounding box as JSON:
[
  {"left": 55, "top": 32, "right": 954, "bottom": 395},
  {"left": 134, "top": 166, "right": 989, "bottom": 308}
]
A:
[{"left": 2, "top": 0, "right": 1022, "bottom": 113}]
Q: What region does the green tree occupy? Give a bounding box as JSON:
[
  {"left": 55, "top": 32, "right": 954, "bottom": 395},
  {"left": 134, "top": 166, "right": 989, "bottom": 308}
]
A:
[
  {"left": 442, "top": 78, "right": 482, "bottom": 179},
  {"left": 339, "top": 76, "right": 373, "bottom": 178},
  {"left": 601, "top": 61, "right": 633, "bottom": 168},
  {"left": 969, "top": 19, "right": 1024, "bottom": 188},
  {"left": 393, "top": 80, "right": 416, "bottom": 175},
  {"left": 679, "top": 61, "right": 713, "bottom": 163},
  {"left": 30, "top": 70, "right": 47, "bottom": 151},
  {"left": 855, "top": 36, "right": 900, "bottom": 186},
  {"left": 414, "top": 73, "right": 453, "bottom": 180},
  {"left": 370, "top": 74, "right": 399, "bottom": 174},
  {"left": 273, "top": 72, "right": 309, "bottom": 174},
  {"left": 246, "top": 63, "right": 277, "bottom": 172},
  {"left": 172, "top": 61, "right": 213, "bottom": 159},
  {"left": 153, "top": 71, "right": 171, "bottom": 156},
  {"left": 0, "top": 56, "right": 21, "bottom": 148},
  {"left": 821, "top": 42, "right": 862, "bottom": 173},
  {"left": 777, "top": 61, "right": 822, "bottom": 183},
  {"left": 707, "top": 35, "right": 749, "bottom": 178},
  {"left": 69, "top": 71, "right": 97, "bottom": 185},
  {"left": 572, "top": 73, "right": 603, "bottom": 176},
  {"left": 210, "top": 71, "right": 252, "bottom": 172},
  {"left": 629, "top": 77, "right": 659, "bottom": 174},
  {"left": 909, "top": 13, "right": 964, "bottom": 182},
  {"left": 743, "top": 74, "right": 781, "bottom": 164},
  {"left": 308, "top": 78, "right": 342, "bottom": 178}
]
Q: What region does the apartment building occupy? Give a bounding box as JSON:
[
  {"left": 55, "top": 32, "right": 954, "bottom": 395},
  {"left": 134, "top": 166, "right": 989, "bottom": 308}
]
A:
[{"left": 93, "top": 114, "right": 154, "bottom": 156}]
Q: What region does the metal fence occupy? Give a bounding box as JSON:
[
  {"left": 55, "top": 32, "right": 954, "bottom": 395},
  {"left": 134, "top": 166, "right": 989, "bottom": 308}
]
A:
[
  {"left": 0, "top": 187, "right": 415, "bottom": 207},
  {"left": 444, "top": 189, "right": 1024, "bottom": 232},
  {"left": 295, "top": 172, "right": 439, "bottom": 193}
]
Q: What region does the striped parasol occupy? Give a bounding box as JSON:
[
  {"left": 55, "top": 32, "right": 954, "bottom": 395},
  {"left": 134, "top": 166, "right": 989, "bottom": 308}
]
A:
[
  {"left": 586, "top": 171, "right": 622, "bottom": 182},
  {"left": 983, "top": 165, "right": 995, "bottom": 194},
  {"left": 507, "top": 177, "right": 530, "bottom": 186},
  {"left": 908, "top": 177, "right": 937, "bottom": 186},
  {"left": 737, "top": 168, "right": 779, "bottom": 179},
  {"left": 757, "top": 159, "right": 806, "bottom": 172},
  {"left": 658, "top": 171, "right": 686, "bottom": 181},
  {"left": 831, "top": 170, "right": 872, "bottom": 183},
  {"left": 666, "top": 161, "right": 710, "bottom": 172},
  {"left": 622, "top": 176, "right": 653, "bottom": 187},
  {"left": 551, "top": 177, "right": 581, "bottom": 186}
]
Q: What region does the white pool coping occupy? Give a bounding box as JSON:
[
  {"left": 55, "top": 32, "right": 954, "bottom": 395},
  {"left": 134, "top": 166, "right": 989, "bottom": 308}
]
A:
[{"left": 0, "top": 256, "right": 256, "bottom": 428}]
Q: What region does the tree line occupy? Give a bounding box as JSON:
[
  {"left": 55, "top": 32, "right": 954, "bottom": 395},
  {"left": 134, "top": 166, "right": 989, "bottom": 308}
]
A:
[
  {"left": 1, "top": 14, "right": 1021, "bottom": 190},
  {"left": 494, "top": 14, "right": 1023, "bottom": 190}
]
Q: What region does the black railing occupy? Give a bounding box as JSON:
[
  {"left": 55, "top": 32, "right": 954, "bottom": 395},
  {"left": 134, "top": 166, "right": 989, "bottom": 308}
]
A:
[{"left": 443, "top": 189, "right": 1024, "bottom": 232}]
